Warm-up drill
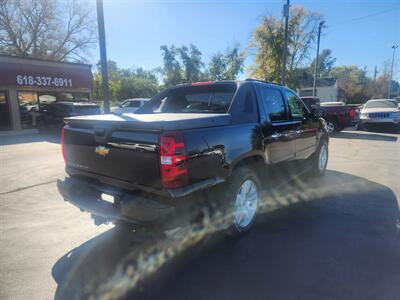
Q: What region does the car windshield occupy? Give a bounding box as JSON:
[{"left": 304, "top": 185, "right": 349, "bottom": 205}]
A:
[
  {"left": 137, "top": 84, "right": 237, "bottom": 114},
  {"left": 364, "top": 100, "right": 397, "bottom": 109}
]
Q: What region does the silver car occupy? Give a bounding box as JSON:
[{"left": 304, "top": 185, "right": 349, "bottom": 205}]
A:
[
  {"left": 359, "top": 99, "right": 400, "bottom": 130},
  {"left": 111, "top": 98, "right": 150, "bottom": 114}
]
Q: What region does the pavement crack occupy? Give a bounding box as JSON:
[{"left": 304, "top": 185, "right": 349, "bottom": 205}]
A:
[{"left": 0, "top": 180, "right": 57, "bottom": 195}]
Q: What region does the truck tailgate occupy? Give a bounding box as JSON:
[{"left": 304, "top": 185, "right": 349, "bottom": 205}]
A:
[
  {"left": 62, "top": 113, "right": 230, "bottom": 191},
  {"left": 63, "top": 124, "right": 162, "bottom": 189}
]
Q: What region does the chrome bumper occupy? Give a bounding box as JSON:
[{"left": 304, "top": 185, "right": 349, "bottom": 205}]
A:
[{"left": 360, "top": 117, "right": 400, "bottom": 124}]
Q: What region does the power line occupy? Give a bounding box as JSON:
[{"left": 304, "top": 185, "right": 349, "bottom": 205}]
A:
[{"left": 330, "top": 6, "right": 400, "bottom": 27}]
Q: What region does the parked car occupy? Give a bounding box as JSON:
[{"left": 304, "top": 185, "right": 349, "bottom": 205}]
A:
[
  {"left": 111, "top": 98, "right": 150, "bottom": 114},
  {"left": 320, "top": 102, "right": 359, "bottom": 133},
  {"left": 358, "top": 99, "right": 400, "bottom": 130},
  {"left": 39, "top": 101, "right": 101, "bottom": 132},
  {"left": 57, "top": 80, "right": 328, "bottom": 234}
]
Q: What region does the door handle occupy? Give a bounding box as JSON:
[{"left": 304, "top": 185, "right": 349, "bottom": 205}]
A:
[{"left": 271, "top": 132, "right": 282, "bottom": 139}]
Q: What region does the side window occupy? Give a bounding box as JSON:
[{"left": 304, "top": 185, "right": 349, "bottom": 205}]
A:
[
  {"left": 260, "top": 87, "right": 288, "bottom": 122},
  {"left": 121, "top": 100, "right": 130, "bottom": 108},
  {"left": 284, "top": 90, "right": 304, "bottom": 119},
  {"left": 230, "top": 84, "right": 258, "bottom": 124},
  {"left": 128, "top": 101, "right": 141, "bottom": 108}
]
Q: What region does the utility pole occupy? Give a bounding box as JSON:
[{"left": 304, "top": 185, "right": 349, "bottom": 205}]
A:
[
  {"left": 96, "top": 0, "right": 110, "bottom": 113},
  {"left": 388, "top": 45, "right": 398, "bottom": 99},
  {"left": 312, "top": 21, "right": 325, "bottom": 97},
  {"left": 281, "top": 0, "right": 290, "bottom": 85},
  {"left": 373, "top": 66, "right": 377, "bottom": 81}
]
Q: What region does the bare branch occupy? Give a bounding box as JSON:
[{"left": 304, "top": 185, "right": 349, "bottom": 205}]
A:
[{"left": 0, "top": 0, "right": 96, "bottom": 61}]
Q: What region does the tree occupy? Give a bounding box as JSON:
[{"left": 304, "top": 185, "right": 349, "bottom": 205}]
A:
[
  {"left": 160, "top": 44, "right": 207, "bottom": 86},
  {"left": 178, "top": 44, "right": 204, "bottom": 82},
  {"left": 93, "top": 60, "right": 160, "bottom": 102},
  {"left": 366, "top": 75, "right": 390, "bottom": 99},
  {"left": 249, "top": 6, "right": 323, "bottom": 88},
  {"left": 0, "top": 0, "right": 96, "bottom": 62},
  {"left": 208, "top": 52, "right": 227, "bottom": 81},
  {"left": 208, "top": 43, "right": 246, "bottom": 80},
  {"left": 160, "top": 45, "right": 183, "bottom": 87},
  {"left": 310, "top": 49, "right": 336, "bottom": 77},
  {"left": 330, "top": 65, "right": 370, "bottom": 103},
  {"left": 249, "top": 15, "right": 284, "bottom": 83}
]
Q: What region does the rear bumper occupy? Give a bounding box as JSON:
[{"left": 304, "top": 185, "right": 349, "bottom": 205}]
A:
[
  {"left": 57, "top": 176, "right": 175, "bottom": 224},
  {"left": 349, "top": 119, "right": 360, "bottom": 126},
  {"left": 66, "top": 166, "right": 225, "bottom": 198}
]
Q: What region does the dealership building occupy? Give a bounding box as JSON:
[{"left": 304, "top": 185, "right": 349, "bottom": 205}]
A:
[{"left": 0, "top": 55, "right": 93, "bottom": 132}]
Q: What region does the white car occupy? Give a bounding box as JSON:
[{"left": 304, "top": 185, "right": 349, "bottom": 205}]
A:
[
  {"left": 359, "top": 99, "right": 400, "bottom": 130},
  {"left": 111, "top": 98, "right": 150, "bottom": 114}
]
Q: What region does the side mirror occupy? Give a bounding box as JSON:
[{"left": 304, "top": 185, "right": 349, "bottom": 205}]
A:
[{"left": 312, "top": 107, "right": 325, "bottom": 118}]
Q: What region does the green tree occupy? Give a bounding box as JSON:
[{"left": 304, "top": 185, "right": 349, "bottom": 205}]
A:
[
  {"left": 249, "top": 6, "right": 323, "bottom": 88},
  {"left": 178, "top": 44, "right": 204, "bottom": 82},
  {"left": 93, "top": 60, "right": 160, "bottom": 102},
  {"left": 0, "top": 0, "right": 96, "bottom": 62},
  {"left": 208, "top": 44, "right": 245, "bottom": 80},
  {"left": 330, "top": 65, "right": 370, "bottom": 103},
  {"left": 310, "top": 49, "right": 336, "bottom": 77},
  {"left": 160, "top": 44, "right": 207, "bottom": 86},
  {"left": 160, "top": 45, "right": 183, "bottom": 87},
  {"left": 208, "top": 53, "right": 227, "bottom": 80}
]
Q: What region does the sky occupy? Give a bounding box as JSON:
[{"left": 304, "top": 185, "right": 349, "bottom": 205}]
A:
[{"left": 90, "top": 0, "right": 400, "bottom": 80}]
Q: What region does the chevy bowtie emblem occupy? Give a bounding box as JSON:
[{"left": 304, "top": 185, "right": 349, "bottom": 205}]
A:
[{"left": 95, "top": 145, "right": 110, "bottom": 156}]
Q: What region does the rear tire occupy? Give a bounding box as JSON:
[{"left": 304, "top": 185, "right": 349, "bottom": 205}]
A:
[
  {"left": 222, "top": 167, "right": 261, "bottom": 235},
  {"left": 325, "top": 120, "right": 337, "bottom": 134}
]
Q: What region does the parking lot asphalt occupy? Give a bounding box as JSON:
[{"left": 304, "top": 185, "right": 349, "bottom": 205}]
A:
[{"left": 0, "top": 128, "right": 399, "bottom": 300}]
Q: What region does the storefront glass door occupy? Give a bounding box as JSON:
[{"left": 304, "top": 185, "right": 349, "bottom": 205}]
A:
[
  {"left": 18, "top": 91, "right": 39, "bottom": 129},
  {"left": 0, "top": 91, "right": 11, "bottom": 131}
]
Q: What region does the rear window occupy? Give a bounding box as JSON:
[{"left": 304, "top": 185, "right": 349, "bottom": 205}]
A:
[
  {"left": 73, "top": 106, "right": 101, "bottom": 115},
  {"left": 137, "top": 84, "right": 237, "bottom": 114}
]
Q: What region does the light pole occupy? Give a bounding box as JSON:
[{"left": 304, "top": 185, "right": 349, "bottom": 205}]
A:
[
  {"left": 281, "top": 0, "right": 290, "bottom": 85},
  {"left": 312, "top": 21, "right": 325, "bottom": 97},
  {"left": 388, "top": 45, "right": 398, "bottom": 99},
  {"left": 96, "top": 0, "right": 110, "bottom": 113}
]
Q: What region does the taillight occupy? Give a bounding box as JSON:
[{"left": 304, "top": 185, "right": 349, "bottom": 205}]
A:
[
  {"left": 349, "top": 108, "right": 356, "bottom": 119},
  {"left": 159, "top": 132, "right": 188, "bottom": 189},
  {"left": 61, "top": 126, "right": 67, "bottom": 164}
]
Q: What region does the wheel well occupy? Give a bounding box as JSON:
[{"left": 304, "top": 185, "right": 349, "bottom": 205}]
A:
[
  {"left": 320, "top": 133, "right": 329, "bottom": 144},
  {"left": 231, "top": 155, "right": 265, "bottom": 177},
  {"left": 325, "top": 115, "right": 338, "bottom": 124}
]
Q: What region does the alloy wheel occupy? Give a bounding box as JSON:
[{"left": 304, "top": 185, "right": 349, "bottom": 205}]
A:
[{"left": 233, "top": 179, "right": 258, "bottom": 230}]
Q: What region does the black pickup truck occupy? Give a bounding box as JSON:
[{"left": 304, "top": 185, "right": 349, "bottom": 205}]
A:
[{"left": 58, "top": 80, "right": 328, "bottom": 233}]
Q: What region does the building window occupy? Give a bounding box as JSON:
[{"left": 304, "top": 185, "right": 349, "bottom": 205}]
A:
[
  {"left": 0, "top": 91, "right": 12, "bottom": 131},
  {"left": 18, "top": 91, "right": 39, "bottom": 129}
]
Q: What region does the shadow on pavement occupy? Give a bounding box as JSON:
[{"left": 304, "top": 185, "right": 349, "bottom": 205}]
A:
[
  {"left": 333, "top": 131, "right": 398, "bottom": 142},
  {"left": 52, "top": 170, "right": 400, "bottom": 300},
  {"left": 0, "top": 133, "right": 60, "bottom": 145}
]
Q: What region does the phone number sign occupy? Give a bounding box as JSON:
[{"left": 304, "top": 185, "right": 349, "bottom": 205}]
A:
[{"left": 16, "top": 75, "right": 73, "bottom": 88}]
